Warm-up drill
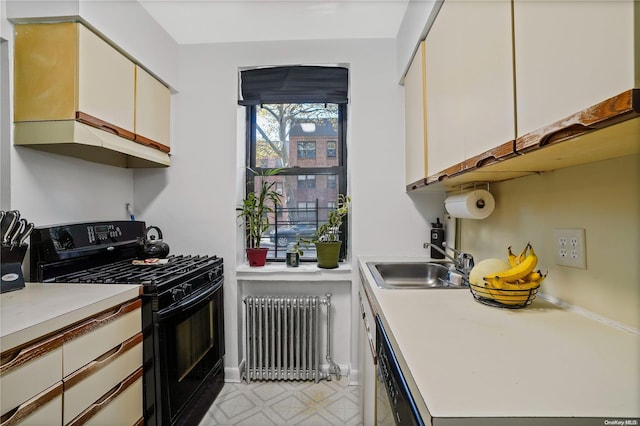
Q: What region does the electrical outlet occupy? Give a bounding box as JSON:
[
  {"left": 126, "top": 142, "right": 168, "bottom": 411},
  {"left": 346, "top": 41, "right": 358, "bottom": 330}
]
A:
[{"left": 554, "top": 228, "right": 587, "bottom": 269}]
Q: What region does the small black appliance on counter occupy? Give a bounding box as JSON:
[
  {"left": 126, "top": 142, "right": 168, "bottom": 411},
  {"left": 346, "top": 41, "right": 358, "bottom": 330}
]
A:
[{"left": 29, "top": 220, "right": 225, "bottom": 426}]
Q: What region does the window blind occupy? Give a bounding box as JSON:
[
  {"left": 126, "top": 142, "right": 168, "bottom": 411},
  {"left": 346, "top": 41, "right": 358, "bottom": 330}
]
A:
[{"left": 238, "top": 66, "right": 349, "bottom": 105}]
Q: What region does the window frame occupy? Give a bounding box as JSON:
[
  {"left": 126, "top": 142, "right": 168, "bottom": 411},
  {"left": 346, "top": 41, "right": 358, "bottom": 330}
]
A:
[{"left": 245, "top": 103, "right": 348, "bottom": 262}]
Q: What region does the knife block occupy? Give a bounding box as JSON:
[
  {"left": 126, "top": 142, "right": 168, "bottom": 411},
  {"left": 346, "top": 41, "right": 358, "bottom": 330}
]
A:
[{"left": 1, "top": 244, "right": 27, "bottom": 293}]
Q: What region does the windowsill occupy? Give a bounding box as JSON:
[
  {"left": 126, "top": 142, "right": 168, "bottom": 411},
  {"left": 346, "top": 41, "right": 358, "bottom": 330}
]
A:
[{"left": 236, "top": 261, "right": 352, "bottom": 281}]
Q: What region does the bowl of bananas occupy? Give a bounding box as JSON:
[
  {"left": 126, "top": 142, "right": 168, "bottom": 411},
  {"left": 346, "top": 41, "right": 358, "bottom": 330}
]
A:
[{"left": 468, "top": 243, "right": 547, "bottom": 309}]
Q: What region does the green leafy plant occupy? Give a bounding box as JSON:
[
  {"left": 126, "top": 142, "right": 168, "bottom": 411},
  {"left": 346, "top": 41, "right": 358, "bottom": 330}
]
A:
[
  {"left": 315, "top": 194, "right": 350, "bottom": 242},
  {"left": 296, "top": 194, "right": 351, "bottom": 250},
  {"left": 236, "top": 168, "right": 282, "bottom": 249}
]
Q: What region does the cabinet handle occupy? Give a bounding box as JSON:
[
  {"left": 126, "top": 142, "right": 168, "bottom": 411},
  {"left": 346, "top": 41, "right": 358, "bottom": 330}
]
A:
[
  {"left": 99, "top": 124, "right": 120, "bottom": 136},
  {"left": 0, "top": 334, "right": 64, "bottom": 376},
  {"left": 67, "top": 368, "right": 142, "bottom": 426},
  {"left": 0, "top": 382, "right": 63, "bottom": 426},
  {"left": 63, "top": 299, "right": 141, "bottom": 343},
  {"left": 63, "top": 333, "right": 142, "bottom": 391}
]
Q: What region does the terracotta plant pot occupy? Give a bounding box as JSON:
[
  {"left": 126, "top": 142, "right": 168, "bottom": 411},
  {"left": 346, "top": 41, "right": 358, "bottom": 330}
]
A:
[
  {"left": 314, "top": 241, "right": 342, "bottom": 269},
  {"left": 246, "top": 248, "right": 268, "bottom": 267}
]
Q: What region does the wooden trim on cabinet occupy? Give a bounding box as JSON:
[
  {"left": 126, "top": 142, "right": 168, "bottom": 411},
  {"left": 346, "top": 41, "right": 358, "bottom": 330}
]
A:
[
  {"left": 66, "top": 368, "right": 142, "bottom": 426},
  {"left": 63, "top": 333, "right": 143, "bottom": 390},
  {"left": 0, "top": 382, "right": 63, "bottom": 426},
  {"left": 0, "top": 333, "right": 64, "bottom": 377},
  {"left": 462, "top": 140, "right": 517, "bottom": 171},
  {"left": 63, "top": 299, "right": 141, "bottom": 344},
  {"left": 515, "top": 89, "right": 640, "bottom": 153},
  {"left": 76, "top": 111, "right": 136, "bottom": 141},
  {"left": 407, "top": 88, "right": 640, "bottom": 192},
  {"left": 133, "top": 133, "right": 170, "bottom": 153}
]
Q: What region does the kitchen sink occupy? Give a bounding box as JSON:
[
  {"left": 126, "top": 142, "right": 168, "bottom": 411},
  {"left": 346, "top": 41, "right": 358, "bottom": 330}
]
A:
[{"left": 367, "top": 261, "right": 468, "bottom": 290}]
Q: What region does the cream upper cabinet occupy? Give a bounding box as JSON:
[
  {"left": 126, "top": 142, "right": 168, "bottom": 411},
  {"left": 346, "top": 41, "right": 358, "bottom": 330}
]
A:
[
  {"left": 513, "top": 0, "right": 638, "bottom": 137},
  {"left": 425, "top": 0, "right": 515, "bottom": 176},
  {"left": 77, "top": 24, "right": 135, "bottom": 135},
  {"left": 135, "top": 66, "right": 171, "bottom": 152},
  {"left": 14, "top": 22, "right": 135, "bottom": 138},
  {"left": 404, "top": 41, "right": 427, "bottom": 186}
]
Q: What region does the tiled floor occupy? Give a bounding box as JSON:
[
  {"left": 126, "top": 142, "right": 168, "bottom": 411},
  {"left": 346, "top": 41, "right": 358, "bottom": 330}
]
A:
[{"left": 198, "top": 377, "right": 361, "bottom": 426}]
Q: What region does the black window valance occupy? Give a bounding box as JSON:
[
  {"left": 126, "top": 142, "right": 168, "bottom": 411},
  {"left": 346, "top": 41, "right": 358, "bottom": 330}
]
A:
[{"left": 238, "top": 66, "right": 349, "bottom": 105}]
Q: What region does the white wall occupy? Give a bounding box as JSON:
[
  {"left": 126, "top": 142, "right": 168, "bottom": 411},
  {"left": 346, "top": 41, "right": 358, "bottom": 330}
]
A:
[{"left": 133, "top": 38, "right": 445, "bottom": 381}]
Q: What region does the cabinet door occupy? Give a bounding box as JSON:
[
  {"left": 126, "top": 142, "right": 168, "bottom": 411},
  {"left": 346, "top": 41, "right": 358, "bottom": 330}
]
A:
[
  {"left": 514, "top": 0, "right": 636, "bottom": 137},
  {"left": 135, "top": 66, "right": 171, "bottom": 152},
  {"left": 404, "top": 41, "right": 427, "bottom": 185},
  {"left": 426, "top": 0, "right": 514, "bottom": 175},
  {"left": 77, "top": 24, "right": 135, "bottom": 137},
  {"left": 13, "top": 22, "right": 77, "bottom": 122}
]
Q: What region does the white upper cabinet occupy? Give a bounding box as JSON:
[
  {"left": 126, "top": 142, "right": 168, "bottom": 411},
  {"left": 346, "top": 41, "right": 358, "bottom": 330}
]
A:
[
  {"left": 77, "top": 24, "right": 136, "bottom": 135},
  {"left": 425, "top": 0, "right": 514, "bottom": 176},
  {"left": 513, "top": 0, "right": 638, "bottom": 137},
  {"left": 135, "top": 66, "right": 171, "bottom": 152},
  {"left": 404, "top": 41, "right": 428, "bottom": 186}
]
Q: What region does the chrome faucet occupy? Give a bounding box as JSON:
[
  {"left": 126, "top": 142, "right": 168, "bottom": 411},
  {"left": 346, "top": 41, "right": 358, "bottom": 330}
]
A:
[{"left": 423, "top": 241, "right": 475, "bottom": 279}]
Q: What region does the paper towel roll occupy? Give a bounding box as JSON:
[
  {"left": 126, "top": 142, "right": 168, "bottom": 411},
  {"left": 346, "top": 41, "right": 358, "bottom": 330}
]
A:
[{"left": 445, "top": 189, "right": 495, "bottom": 219}]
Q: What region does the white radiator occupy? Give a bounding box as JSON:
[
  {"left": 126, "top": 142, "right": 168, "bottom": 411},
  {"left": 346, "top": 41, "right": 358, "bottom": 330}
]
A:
[{"left": 243, "top": 293, "right": 340, "bottom": 383}]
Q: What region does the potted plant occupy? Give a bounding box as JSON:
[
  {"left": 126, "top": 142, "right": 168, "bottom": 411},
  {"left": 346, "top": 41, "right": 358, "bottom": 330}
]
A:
[
  {"left": 302, "top": 194, "right": 350, "bottom": 269},
  {"left": 236, "top": 168, "right": 282, "bottom": 266}
]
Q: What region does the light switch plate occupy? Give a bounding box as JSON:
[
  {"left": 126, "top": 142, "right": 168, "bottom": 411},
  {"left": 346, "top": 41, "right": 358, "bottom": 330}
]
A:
[{"left": 554, "top": 228, "right": 587, "bottom": 269}]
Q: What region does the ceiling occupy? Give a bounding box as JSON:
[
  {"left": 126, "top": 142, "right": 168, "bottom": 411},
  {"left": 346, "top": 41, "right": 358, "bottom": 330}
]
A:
[{"left": 138, "top": 0, "right": 410, "bottom": 45}]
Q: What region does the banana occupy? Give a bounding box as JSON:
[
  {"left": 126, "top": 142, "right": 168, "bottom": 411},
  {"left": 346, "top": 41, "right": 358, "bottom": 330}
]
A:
[
  {"left": 507, "top": 246, "right": 518, "bottom": 267},
  {"left": 484, "top": 245, "right": 537, "bottom": 283},
  {"left": 483, "top": 277, "right": 542, "bottom": 305}
]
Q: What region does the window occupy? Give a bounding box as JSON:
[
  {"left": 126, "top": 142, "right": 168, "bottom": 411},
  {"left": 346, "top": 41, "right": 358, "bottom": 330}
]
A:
[
  {"left": 327, "top": 141, "right": 336, "bottom": 158},
  {"left": 240, "top": 66, "right": 348, "bottom": 262},
  {"left": 297, "top": 201, "right": 316, "bottom": 221},
  {"left": 297, "top": 175, "right": 316, "bottom": 189},
  {"left": 327, "top": 175, "right": 337, "bottom": 189},
  {"left": 297, "top": 141, "right": 316, "bottom": 159}
]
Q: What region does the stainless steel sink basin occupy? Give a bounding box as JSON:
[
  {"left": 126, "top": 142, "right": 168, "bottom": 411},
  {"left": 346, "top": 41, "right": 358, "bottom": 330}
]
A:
[{"left": 367, "top": 261, "right": 467, "bottom": 290}]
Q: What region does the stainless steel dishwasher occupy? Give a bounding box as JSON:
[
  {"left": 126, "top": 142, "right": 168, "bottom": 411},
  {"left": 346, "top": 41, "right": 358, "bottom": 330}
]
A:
[{"left": 375, "top": 316, "right": 425, "bottom": 426}]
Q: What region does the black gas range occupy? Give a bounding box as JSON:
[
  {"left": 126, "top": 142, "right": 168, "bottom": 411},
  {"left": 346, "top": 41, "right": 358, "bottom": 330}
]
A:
[{"left": 29, "top": 220, "right": 225, "bottom": 426}]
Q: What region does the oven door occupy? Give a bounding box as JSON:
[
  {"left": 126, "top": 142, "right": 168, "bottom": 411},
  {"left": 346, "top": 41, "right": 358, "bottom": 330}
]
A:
[
  {"left": 375, "top": 316, "right": 424, "bottom": 426},
  {"left": 155, "top": 280, "right": 224, "bottom": 425}
]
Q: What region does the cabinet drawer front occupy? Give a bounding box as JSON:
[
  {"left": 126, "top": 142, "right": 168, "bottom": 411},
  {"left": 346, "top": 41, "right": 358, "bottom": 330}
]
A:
[
  {"left": 77, "top": 24, "right": 135, "bottom": 134},
  {"left": 0, "top": 382, "right": 62, "bottom": 426},
  {"left": 63, "top": 300, "right": 141, "bottom": 376},
  {"left": 1, "top": 346, "right": 62, "bottom": 417},
  {"left": 63, "top": 336, "right": 142, "bottom": 424},
  {"left": 68, "top": 370, "right": 143, "bottom": 426}
]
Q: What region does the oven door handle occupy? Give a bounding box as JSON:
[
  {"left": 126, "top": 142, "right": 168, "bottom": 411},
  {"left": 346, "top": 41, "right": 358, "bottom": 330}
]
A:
[{"left": 157, "top": 281, "right": 222, "bottom": 320}]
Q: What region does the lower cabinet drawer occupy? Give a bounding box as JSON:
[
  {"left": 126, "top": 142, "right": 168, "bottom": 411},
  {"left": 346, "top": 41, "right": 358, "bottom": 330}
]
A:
[
  {"left": 67, "top": 368, "right": 142, "bottom": 426},
  {"left": 63, "top": 300, "right": 141, "bottom": 376},
  {"left": 1, "top": 346, "right": 62, "bottom": 418},
  {"left": 0, "top": 382, "right": 63, "bottom": 426},
  {"left": 63, "top": 335, "right": 142, "bottom": 424}
]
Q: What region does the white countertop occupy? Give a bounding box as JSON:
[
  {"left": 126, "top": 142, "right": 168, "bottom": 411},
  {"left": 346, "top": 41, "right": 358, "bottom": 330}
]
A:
[
  {"left": 359, "top": 256, "right": 640, "bottom": 422},
  {"left": 0, "top": 283, "right": 141, "bottom": 351}
]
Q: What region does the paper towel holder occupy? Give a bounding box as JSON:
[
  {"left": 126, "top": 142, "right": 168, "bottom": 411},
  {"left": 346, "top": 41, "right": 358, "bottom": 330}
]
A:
[
  {"left": 444, "top": 183, "right": 495, "bottom": 219},
  {"left": 446, "top": 182, "right": 491, "bottom": 196}
]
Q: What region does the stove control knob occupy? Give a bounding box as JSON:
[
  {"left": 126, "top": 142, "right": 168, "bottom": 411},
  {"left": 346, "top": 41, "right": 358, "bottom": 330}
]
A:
[{"left": 171, "top": 288, "right": 185, "bottom": 302}]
